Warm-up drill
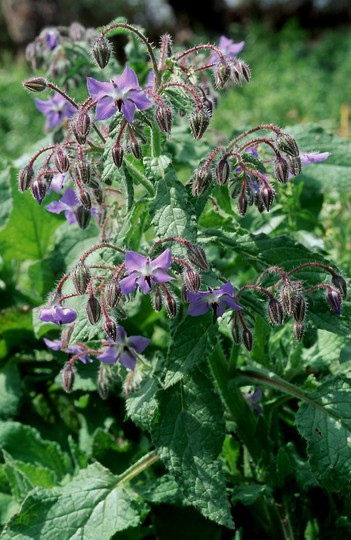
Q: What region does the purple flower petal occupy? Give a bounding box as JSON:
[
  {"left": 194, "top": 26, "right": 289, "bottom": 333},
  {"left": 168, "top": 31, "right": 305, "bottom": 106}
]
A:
[
  {"left": 117, "top": 65, "right": 140, "bottom": 93},
  {"left": 61, "top": 188, "right": 78, "bottom": 206},
  {"left": 43, "top": 337, "right": 62, "bottom": 350},
  {"left": 128, "top": 89, "right": 153, "bottom": 110},
  {"left": 87, "top": 77, "right": 114, "bottom": 100},
  {"left": 121, "top": 99, "right": 137, "bottom": 124},
  {"left": 150, "top": 248, "right": 172, "bottom": 271},
  {"left": 300, "top": 151, "right": 330, "bottom": 165},
  {"left": 152, "top": 269, "right": 174, "bottom": 284},
  {"left": 120, "top": 350, "right": 137, "bottom": 370},
  {"left": 97, "top": 346, "right": 119, "bottom": 364},
  {"left": 128, "top": 335, "right": 150, "bottom": 354},
  {"left": 95, "top": 96, "right": 116, "bottom": 121},
  {"left": 136, "top": 277, "right": 152, "bottom": 294},
  {"left": 120, "top": 273, "right": 139, "bottom": 294},
  {"left": 125, "top": 251, "right": 148, "bottom": 273}
]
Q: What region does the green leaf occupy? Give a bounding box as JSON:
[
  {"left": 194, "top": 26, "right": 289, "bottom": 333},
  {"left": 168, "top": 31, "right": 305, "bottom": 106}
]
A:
[
  {"left": 1, "top": 462, "right": 146, "bottom": 540},
  {"left": 295, "top": 376, "right": 351, "bottom": 493},
  {"left": 0, "top": 361, "right": 22, "bottom": 419},
  {"left": 0, "top": 422, "right": 73, "bottom": 482},
  {"left": 231, "top": 484, "right": 269, "bottom": 506},
  {"left": 125, "top": 376, "right": 159, "bottom": 431},
  {"left": 0, "top": 176, "right": 61, "bottom": 262},
  {"left": 150, "top": 167, "right": 197, "bottom": 250},
  {"left": 164, "top": 313, "right": 218, "bottom": 388},
  {"left": 151, "top": 368, "right": 234, "bottom": 529},
  {"left": 0, "top": 167, "right": 13, "bottom": 231},
  {"left": 0, "top": 307, "right": 34, "bottom": 362}
]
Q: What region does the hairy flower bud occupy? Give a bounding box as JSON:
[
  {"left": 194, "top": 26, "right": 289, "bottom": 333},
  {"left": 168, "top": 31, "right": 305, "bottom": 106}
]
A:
[
  {"left": 104, "top": 318, "right": 117, "bottom": 341},
  {"left": 61, "top": 325, "right": 74, "bottom": 350},
  {"left": 287, "top": 155, "right": 302, "bottom": 176},
  {"left": 18, "top": 164, "right": 34, "bottom": 192},
  {"left": 331, "top": 274, "right": 347, "bottom": 300},
  {"left": 112, "top": 142, "right": 124, "bottom": 168},
  {"left": 186, "top": 243, "right": 209, "bottom": 271},
  {"left": 72, "top": 156, "right": 91, "bottom": 186},
  {"left": 293, "top": 322, "right": 304, "bottom": 342},
  {"left": 326, "top": 287, "right": 342, "bottom": 315},
  {"left": 214, "top": 61, "right": 231, "bottom": 88},
  {"left": 280, "top": 283, "right": 298, "bottom": 316},
  {"left": 75, "top": 205, "right": 91, "bottom": 229},
  {"left": 184, "top": 267, "right": 201, "bottom": 293},
  {"left": 78, "top": 189, "right": 92, "bottom": 210},
  {"left": 97, "top": 365, "right": 109, "bottom": 400},
  {"left": 93, "top": 187, "right": 103, "bottom": 205},
  {"left": 165, "top": 293, "right": 177, "bottom": 318},
  {"left": 155, "top": 104, "right": 173, "bottom": 134},
  {"left": 72, "top": 262, "right": 91, "bottom": 294},
  {"left": 71, "top": 110, "right": 91, "bottom": 144},
  {"left": 91, "top": 36, "right": 111, "bottom": 69},
  {"left": 216, "top": 157, "right": 230, "bottom": 185},
  {"left": 293, "top": 295, "right": 306, "bottom": 322},
  {"left": 189, "top": 109, "right": 210, "bottom": 140},
  {"left": 31, "top": 178, "right": 47, "bottom": 204},
  {"left": 192, "top": 166, "right": 212, "bottom": 196},
  {"left": 242, "top": 327, "right": 253, "bottom": 351},
  {"left": 61, "top": 362, "right": 75, "bottom": 393},
  {"left": 231, "top": 316, "right": 241, "bottom": 344},
  {"left": 153, "top": 286, "right": 163, "bottom": 311},
  {"left": 104, "top": 281, "right": 121, "bottom": 308},
  {"left": 23, "top": 77, "right": 48, "bottom": 92},
  {"left": 54, "top": 145, "right": 70, "bottom": 173},
  {"left": 86, "top": 295, "right": 102, "bottom": 324},
  {"left": 237, "top": 191, "right": 248, "bottom": 216},
  {"left": 130, "top": 140, "right": 142, "bottom": 160},
  {"left": 267, "top": 297, "right": 284, "bottom": 326},
  {"left": 260, "top": 184, "right": 275, "bottom": 212},
  {"left": 276, "top": 132, "right": 299, "bottom": 157},
  {"left": 274, "top": 156, "right": 289, "bottom": 184}
]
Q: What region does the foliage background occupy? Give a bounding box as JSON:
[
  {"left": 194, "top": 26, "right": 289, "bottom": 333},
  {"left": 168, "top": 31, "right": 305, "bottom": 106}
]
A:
[{"left": 0, "top": 2, "right": 351, "bottom": 539}]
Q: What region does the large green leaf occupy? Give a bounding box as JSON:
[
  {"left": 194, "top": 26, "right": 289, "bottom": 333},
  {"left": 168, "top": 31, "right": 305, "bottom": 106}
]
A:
[
  {"left": 151, "top": 368, "right": 234, "bottom": 529},
  {"left": 164, "top": 312, "right": 218, "bottom": 388},
  {"left": 0, "top": 361, "right": 22, "bottom": 419},
  {"left": 0, "top": 462, "right": 146, "bottom": 540},
  {"left": 0, "top": 176, "right": 61, "bottom": 262},
  {"left": 295, "top": 376, "right": 351, "bottom": 493},
  {"left": 0, "top": 166, "right": 13, "bottom": 231}
]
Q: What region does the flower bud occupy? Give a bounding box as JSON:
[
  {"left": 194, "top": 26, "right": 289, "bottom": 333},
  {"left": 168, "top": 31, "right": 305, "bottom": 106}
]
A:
[
  {"left": 72, "top": 157, "right": 91, "bottom": 185},
  {"left": 75, "top": 206, "right": 91, "bottom": 229},
  {"left": 61, "top": 325, "right": 74, "bottom": 350},
  {"left": 293, "top": 295, "right": 306, "bottom": 322},
  {"left": 231, "top": 316, "right": 241, "bottom": 344},
  {"left": 112, "top": 142, "right": 124, "bottom": 168},
  {"left": 155, "top": 104, "right": 173, "bottom": 134},
  {"left": 287, "top": 155, "right": 302, "bottom": 176},
  {"left": 165, "top": 293, "right": 177, "bottom": 318},
  {"left": 192, "top": 166, "right": 212, "bottom": 196},
  {"left": 216, "top": 157, "right": 230, "bottom": 185},
  {"left": 239, "top": 61, "right": 251, "bottom": 83},
  {"left": 104, "top": 281, "right": 121, "bottom": 308},
  {"left": 54, "top": 145, "right": 70, "bottom": 173},
  {"left": 97, "top": 366, "right": 109, "bottom": 400},
  {"left": 91, "top": 36, "right": 111, "bottom": 69},
  {"left": 93, "top": 187, "right": 103, "bottom": 205},
  {"left": 86, "top": 295, "right": 102, "bottom": 324},
  {"left": 130, "top": 140, "right": 142, "bottom": 160},
  {"left": 214, "top": 61, "right": 231, "bottom": 89},
  {"left": 31, "top": 178, "right": 47, "bottom": 205},
  {"left": 184, "top": 267, "right": 201, "bottom": 293},
  {"left": 61, "top": 362, "right": 75, "bottom": 393},
  {"left": 280, "top": 283, "right": 297, "bottom": 316},
  {"left": 267, "top": 297, "right": 284, "bottom": 326},
  {"left": 276, "top": 132, "right": 299, "bottom": 157},
  {"left": 293, "top": 322, "right": 304, "bottom": 343},
  {"left": 186, "top": 243, "right": 209, "bottom": 271},
  {"left": 69, "top": 22, "right": 86, "bottom": 41},
  {"left": 18, "top": 164, "right": 34, "bottom": 192},
  {"left": 274, "top": 156, "right": 289, "bottom": 184},
  {"left": 104, "top": 318, "right": 117, "bottom": 341},
  {"left": 331, "top": 274, "right": 347, "bottom": 300},
  {"left": 153, "top": 286, "right": 163, "bottom": 311},
  {"left": 260, "top": 184, "right": 275, "bottom": 212},
  {"left": 242, "top": 327, "right": 253, "bottom": 351},
  {"left": 78, "top": 189, "right": 92, "bottom": 210},
  {"left": 23, "top": 77, "right": 48, "bottom": 92},
  {"left": 189, "top": 109, "right": 210, "bottom": 140},
  {"left": 237, "top": 192, "right": 248, "bottom": 217},
  {"left": 71, "top": 110, "right": 91, "bottom": 144},
  {"left": 71, "top": 262, "right": 91, "bottom": 294},
  {"left": 326, "top": 287, "right": 342, "bottom": 315}
]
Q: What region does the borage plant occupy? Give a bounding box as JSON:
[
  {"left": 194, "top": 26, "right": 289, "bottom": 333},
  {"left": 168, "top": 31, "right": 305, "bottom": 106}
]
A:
[{"left": 2, "top": 17, "right": 351, "bottom": 540}]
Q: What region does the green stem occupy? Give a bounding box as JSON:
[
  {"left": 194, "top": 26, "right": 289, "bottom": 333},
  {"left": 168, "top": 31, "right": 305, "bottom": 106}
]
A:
[
  {"left": 124, "top": 159, "right": 155, "bottom": 196},
  {"left": 151, "top": 125, "right": 161, "bottom": 158},
  {"left": 116, "top": 451, "right": 159, "bottom": 486}
]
